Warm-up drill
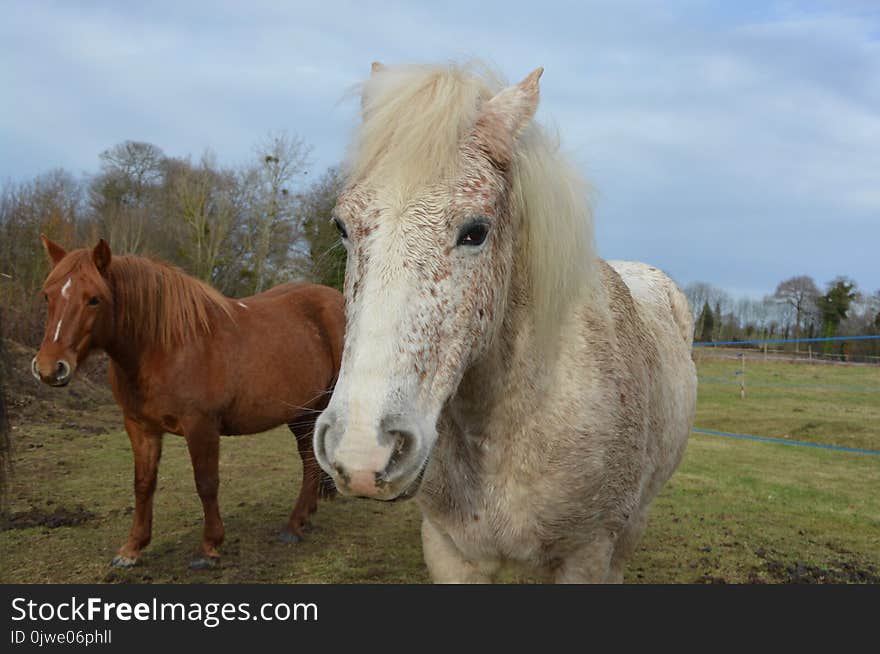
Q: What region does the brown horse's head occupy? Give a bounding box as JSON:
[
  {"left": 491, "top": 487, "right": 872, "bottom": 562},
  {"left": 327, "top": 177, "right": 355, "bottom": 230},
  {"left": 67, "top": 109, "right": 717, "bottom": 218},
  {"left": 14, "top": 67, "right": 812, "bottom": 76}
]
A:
[{"left": 32, "top": 236, "right": 113, "bottom": 386}]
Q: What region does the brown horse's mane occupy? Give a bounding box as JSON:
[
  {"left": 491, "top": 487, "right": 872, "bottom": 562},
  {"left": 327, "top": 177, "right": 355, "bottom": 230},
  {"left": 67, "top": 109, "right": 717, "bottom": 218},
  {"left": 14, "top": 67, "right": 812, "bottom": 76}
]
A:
[{"left": 46, "top": 250, "right": 233, "bottom": 349}]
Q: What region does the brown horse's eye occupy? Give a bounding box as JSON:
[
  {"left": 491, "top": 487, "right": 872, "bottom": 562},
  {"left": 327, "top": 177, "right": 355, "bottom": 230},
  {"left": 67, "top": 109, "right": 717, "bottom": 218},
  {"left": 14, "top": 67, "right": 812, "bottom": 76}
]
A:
[
  {"left": 88, "top": 296, "right": 100, "bottom": 306},
  {"left": 456, "top": 220, "right": 490, "bottom": 247}
]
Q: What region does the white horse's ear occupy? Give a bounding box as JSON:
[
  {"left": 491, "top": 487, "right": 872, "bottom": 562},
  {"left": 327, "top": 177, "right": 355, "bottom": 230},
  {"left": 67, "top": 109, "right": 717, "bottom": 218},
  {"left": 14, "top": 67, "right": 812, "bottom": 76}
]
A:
[
  {"left": 476, "top": 67, "right": 543, "bottom": 164},
  {"left": 361, "top": 62, "right": 388, "bottom": 118}
]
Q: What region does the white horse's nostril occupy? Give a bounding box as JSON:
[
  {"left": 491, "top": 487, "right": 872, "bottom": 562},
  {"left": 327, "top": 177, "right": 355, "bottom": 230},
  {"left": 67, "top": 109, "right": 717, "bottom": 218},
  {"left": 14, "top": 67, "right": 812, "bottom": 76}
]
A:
[{"left": 313, "top": 417, "right": 333, "bottom": 470}]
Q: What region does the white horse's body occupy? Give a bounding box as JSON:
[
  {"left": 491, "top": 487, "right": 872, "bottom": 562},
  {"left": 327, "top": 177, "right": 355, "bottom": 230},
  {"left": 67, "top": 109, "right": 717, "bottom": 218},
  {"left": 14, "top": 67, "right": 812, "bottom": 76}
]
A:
[
  {"left": 314, "top": 62, "right": 697, "bottom": 582},
  {"left": 418, "top": 260, "right": 696, "bottom": 582}
]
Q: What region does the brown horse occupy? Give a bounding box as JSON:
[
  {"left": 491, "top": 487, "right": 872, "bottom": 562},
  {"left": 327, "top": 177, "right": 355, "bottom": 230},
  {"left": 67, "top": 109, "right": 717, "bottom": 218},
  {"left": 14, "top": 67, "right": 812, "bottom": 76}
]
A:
[{"left": 32, "top": 236, "right": 345, "bottom": 569}]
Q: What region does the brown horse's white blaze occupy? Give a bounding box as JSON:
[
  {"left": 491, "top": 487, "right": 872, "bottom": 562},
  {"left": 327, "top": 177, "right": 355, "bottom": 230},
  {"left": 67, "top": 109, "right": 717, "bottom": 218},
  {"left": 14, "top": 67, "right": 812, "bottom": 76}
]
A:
[{"left": 315, "top": 61, "right": 697, "bottom": 583}]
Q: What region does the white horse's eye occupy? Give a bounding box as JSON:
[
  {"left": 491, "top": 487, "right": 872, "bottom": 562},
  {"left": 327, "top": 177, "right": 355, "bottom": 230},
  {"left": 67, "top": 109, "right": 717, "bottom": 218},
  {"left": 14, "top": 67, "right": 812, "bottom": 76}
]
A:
[
  {"left": 456, "top": 220, "right": 490, "bottom": 247},
  {"left": 333, "top": 217, "right": 349, "bottom": 240}
]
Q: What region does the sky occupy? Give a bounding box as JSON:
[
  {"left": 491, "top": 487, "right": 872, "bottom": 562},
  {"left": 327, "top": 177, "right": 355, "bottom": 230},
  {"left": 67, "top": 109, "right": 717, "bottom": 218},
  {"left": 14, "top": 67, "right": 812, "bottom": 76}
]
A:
[{"left": 1, "top": 0, "right": 878, "bottom": 297}]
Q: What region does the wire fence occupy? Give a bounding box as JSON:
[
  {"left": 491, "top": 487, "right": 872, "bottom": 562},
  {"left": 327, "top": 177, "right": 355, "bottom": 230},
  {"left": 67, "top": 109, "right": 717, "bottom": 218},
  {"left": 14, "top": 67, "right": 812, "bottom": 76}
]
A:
[
  {"left": 693, "top": 334, "right": 880, "bottom": 366},
  {"left": 693, "top": 335, "right": 880, "bottom": 347},
  {"left": 691, "top": 335, "right": 880, "bottom": 457},
  {"left": 691, "top": 428, "right": 880, "bottom": 457}
]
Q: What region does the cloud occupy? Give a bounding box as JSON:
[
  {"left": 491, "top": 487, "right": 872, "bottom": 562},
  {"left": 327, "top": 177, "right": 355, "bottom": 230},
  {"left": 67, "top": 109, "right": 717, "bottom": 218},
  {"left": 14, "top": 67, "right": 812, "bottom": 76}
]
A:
[{"left": 0, "top": 0, "right": 877, "bottom": 295}]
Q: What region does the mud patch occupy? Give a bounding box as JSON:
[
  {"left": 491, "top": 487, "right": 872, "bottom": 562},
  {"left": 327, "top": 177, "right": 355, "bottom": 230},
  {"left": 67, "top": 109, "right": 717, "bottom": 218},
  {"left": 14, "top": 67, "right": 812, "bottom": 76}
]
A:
[
  {"left": 59, "top": 422, "right": 108, "bottom": 436},
  {"left": 1, "top": 505, "right": 94, "bottom": 531},
  {"left": 754, "top": 547, "right": 880, "bottom": 584},
  {"left": 763, "top": 559, "right": 880, "bottom": 584}
]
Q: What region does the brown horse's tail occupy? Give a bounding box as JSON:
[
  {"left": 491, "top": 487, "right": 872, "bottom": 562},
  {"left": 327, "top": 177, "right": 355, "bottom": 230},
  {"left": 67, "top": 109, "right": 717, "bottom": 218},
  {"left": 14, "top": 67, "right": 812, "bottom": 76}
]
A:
[{"left": 319, "top": 473, "right": 337, "bottom": 499}]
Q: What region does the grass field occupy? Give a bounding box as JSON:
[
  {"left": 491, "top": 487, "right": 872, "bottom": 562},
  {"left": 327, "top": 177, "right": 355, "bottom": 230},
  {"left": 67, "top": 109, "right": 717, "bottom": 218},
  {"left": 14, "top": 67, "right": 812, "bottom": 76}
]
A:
[{"left": 1, "top": 345, "right": 878, "bottom": 584}]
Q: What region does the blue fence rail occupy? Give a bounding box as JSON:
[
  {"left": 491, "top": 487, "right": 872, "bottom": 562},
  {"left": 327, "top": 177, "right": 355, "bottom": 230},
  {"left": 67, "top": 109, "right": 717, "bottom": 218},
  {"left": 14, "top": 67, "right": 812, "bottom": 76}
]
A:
[
  {"left": 693, "top": 335, "right": 880, "bottom": 347},
  {"left": 697, "top": 377, "right": 880, "bottom": 392},
  {"left": 692, "top": 428, "right": 880, "bottom": 457}
]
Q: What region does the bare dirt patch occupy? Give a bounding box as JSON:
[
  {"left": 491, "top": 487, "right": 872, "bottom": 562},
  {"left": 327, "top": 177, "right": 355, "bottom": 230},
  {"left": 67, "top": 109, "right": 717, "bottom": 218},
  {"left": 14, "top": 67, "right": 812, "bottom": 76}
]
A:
[
  {"left": 1, "top": 505, "right": 95, "bottom": 531},
  {"left": 754, "top": 547, "right": 880, "bottom": 584}
]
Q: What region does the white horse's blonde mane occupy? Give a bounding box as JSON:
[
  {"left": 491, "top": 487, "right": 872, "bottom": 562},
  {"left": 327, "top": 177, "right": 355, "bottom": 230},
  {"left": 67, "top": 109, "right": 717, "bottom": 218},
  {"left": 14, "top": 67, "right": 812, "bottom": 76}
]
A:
[{"left": 346, "top": 61, "right": 597, "bottom": 341}]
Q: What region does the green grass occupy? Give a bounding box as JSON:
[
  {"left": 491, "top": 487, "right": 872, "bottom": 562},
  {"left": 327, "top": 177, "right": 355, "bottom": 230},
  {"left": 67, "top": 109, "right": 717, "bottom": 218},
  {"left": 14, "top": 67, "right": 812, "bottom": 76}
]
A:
[
  {"left": 694, "top": 355, "right": 880, "bottom": 452},
  {"left": 1, "top": 355, "right": 878, "bottom": 584}
]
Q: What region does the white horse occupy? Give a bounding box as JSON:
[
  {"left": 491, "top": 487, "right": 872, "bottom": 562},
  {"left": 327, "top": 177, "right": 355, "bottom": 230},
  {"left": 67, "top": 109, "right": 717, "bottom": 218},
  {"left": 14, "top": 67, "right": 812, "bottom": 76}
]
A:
[{"left": 314, "top": 61, "right": 697, "bottom": 583}]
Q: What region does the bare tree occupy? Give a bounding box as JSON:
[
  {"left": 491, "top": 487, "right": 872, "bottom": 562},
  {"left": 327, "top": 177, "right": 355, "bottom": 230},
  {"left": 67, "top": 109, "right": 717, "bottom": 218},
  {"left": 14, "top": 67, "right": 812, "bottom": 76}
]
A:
[
  {"left": 684, "top": 282, "right": 732, "bottom": 339},
  {"left": 163, "top": 153, "right": 240, "bottom": 283},
  {"left": 243, "top": 131, "right": 312, "bottom": 293},
  {"left": 0, "top": 170, "right": 84, "bottom": 343},
  {"left": 99, "top": 141, "right": 165, "bottom": 190},
  {"left": 683, "top": 282, "right": 712, "bottom": 321},
  {"left": 90, "top": 141, "right": 166, "bottom": 254},
  {"left": 296, "top": 166, "right": 346, "bottom": 290},
  {"left": 773, "top": 275, "right": 819, "bottom": 350}
]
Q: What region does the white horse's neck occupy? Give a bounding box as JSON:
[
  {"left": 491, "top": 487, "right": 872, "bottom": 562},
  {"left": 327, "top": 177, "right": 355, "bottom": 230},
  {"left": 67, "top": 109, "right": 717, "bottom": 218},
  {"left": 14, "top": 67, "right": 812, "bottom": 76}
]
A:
[{"left": 444, "top": 251, "right": 606, "bottom": 442}]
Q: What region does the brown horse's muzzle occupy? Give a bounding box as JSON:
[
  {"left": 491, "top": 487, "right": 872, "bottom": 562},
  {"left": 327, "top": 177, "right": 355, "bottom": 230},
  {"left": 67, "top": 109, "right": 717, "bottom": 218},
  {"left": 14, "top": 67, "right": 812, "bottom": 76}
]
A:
[{"left": 32, "top": 353, "right": 74, "bottom": 387}]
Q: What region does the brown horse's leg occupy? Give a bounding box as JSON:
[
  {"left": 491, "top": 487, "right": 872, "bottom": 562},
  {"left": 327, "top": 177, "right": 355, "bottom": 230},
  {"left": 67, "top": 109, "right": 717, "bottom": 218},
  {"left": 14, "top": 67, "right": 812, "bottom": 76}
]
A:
[
  {"left": 184, "top": 423, "right": 224, "bottom": 569},
  {"left": 113, "top": 418, "right": 163, "bottom": 568},
  {"left": 281, "top": 418, "right": 331, "bottom": 543}
]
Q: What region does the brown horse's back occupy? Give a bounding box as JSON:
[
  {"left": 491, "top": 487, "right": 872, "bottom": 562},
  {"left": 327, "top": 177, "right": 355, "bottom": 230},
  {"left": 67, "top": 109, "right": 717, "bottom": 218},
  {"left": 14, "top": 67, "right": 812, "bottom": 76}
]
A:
[
  {"left": 109, "top": 282, "right": 345, "bottom": 438},
  {"left": 215, "top": 283, "right": 345, "bottom": 435}
]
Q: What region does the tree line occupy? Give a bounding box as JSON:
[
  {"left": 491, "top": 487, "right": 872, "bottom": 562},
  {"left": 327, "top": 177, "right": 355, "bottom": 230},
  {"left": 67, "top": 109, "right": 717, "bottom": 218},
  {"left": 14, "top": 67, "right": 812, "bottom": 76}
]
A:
[
  {"left": 684, "top": 276, "right": 880, "bottom": 358},
  {"left": 0, "top": 136, "right": 345, "bottom": 346},
  {"left": 2, "top": 136, "right": 877, "bottom": 359}
]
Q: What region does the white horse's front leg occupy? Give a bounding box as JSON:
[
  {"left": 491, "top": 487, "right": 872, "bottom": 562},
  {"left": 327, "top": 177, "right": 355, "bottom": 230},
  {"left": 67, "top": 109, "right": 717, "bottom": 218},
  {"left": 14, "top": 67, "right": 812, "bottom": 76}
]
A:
[
  {"left": 554, "top": 531, "right": 617, "bottom": 584},
  {"left": 421, "top": 517, "right": 499, "bottom": 583}
]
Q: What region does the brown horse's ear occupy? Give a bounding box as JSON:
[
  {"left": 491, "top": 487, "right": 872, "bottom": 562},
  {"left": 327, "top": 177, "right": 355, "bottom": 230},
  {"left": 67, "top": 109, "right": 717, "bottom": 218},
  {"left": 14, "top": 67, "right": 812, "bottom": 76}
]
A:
[
  {"left": 40, "top": 234, "right": 67, "bottom": 267},
  {"left": 475, "top": 67, "right": 544, "bottom": 165},
  {"left": 370, "top": 61, "right": 386, "bottom": 75},
  {"left": 92, "top": 239, "right": 112, "bottom": 274}
]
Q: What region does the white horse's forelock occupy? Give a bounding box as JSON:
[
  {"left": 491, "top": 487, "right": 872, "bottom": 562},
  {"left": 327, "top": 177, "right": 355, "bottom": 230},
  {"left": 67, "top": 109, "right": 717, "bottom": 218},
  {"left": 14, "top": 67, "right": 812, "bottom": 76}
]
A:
[{"left": 344, "top": 60, "right": 597, "bottom": 347}]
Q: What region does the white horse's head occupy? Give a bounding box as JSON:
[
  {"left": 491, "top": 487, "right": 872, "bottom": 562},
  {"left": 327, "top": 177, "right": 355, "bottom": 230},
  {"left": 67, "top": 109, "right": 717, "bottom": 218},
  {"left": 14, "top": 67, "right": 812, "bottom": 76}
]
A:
[{"left": 314, "top": 62, "right": 593, "bottom": 500}]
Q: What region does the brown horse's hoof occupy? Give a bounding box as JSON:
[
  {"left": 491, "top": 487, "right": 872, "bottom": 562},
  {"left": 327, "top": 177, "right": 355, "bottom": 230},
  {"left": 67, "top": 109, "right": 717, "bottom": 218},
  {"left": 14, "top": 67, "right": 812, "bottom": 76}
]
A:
[
  {"left": 278, "top": 529, "right": 302, "bottom": 544},
  {"left": 189, "top": 556, "right": 220, "bottom": 570},
  {"left": 111, "top": 554, "right": 139, "bottom": 568}
]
